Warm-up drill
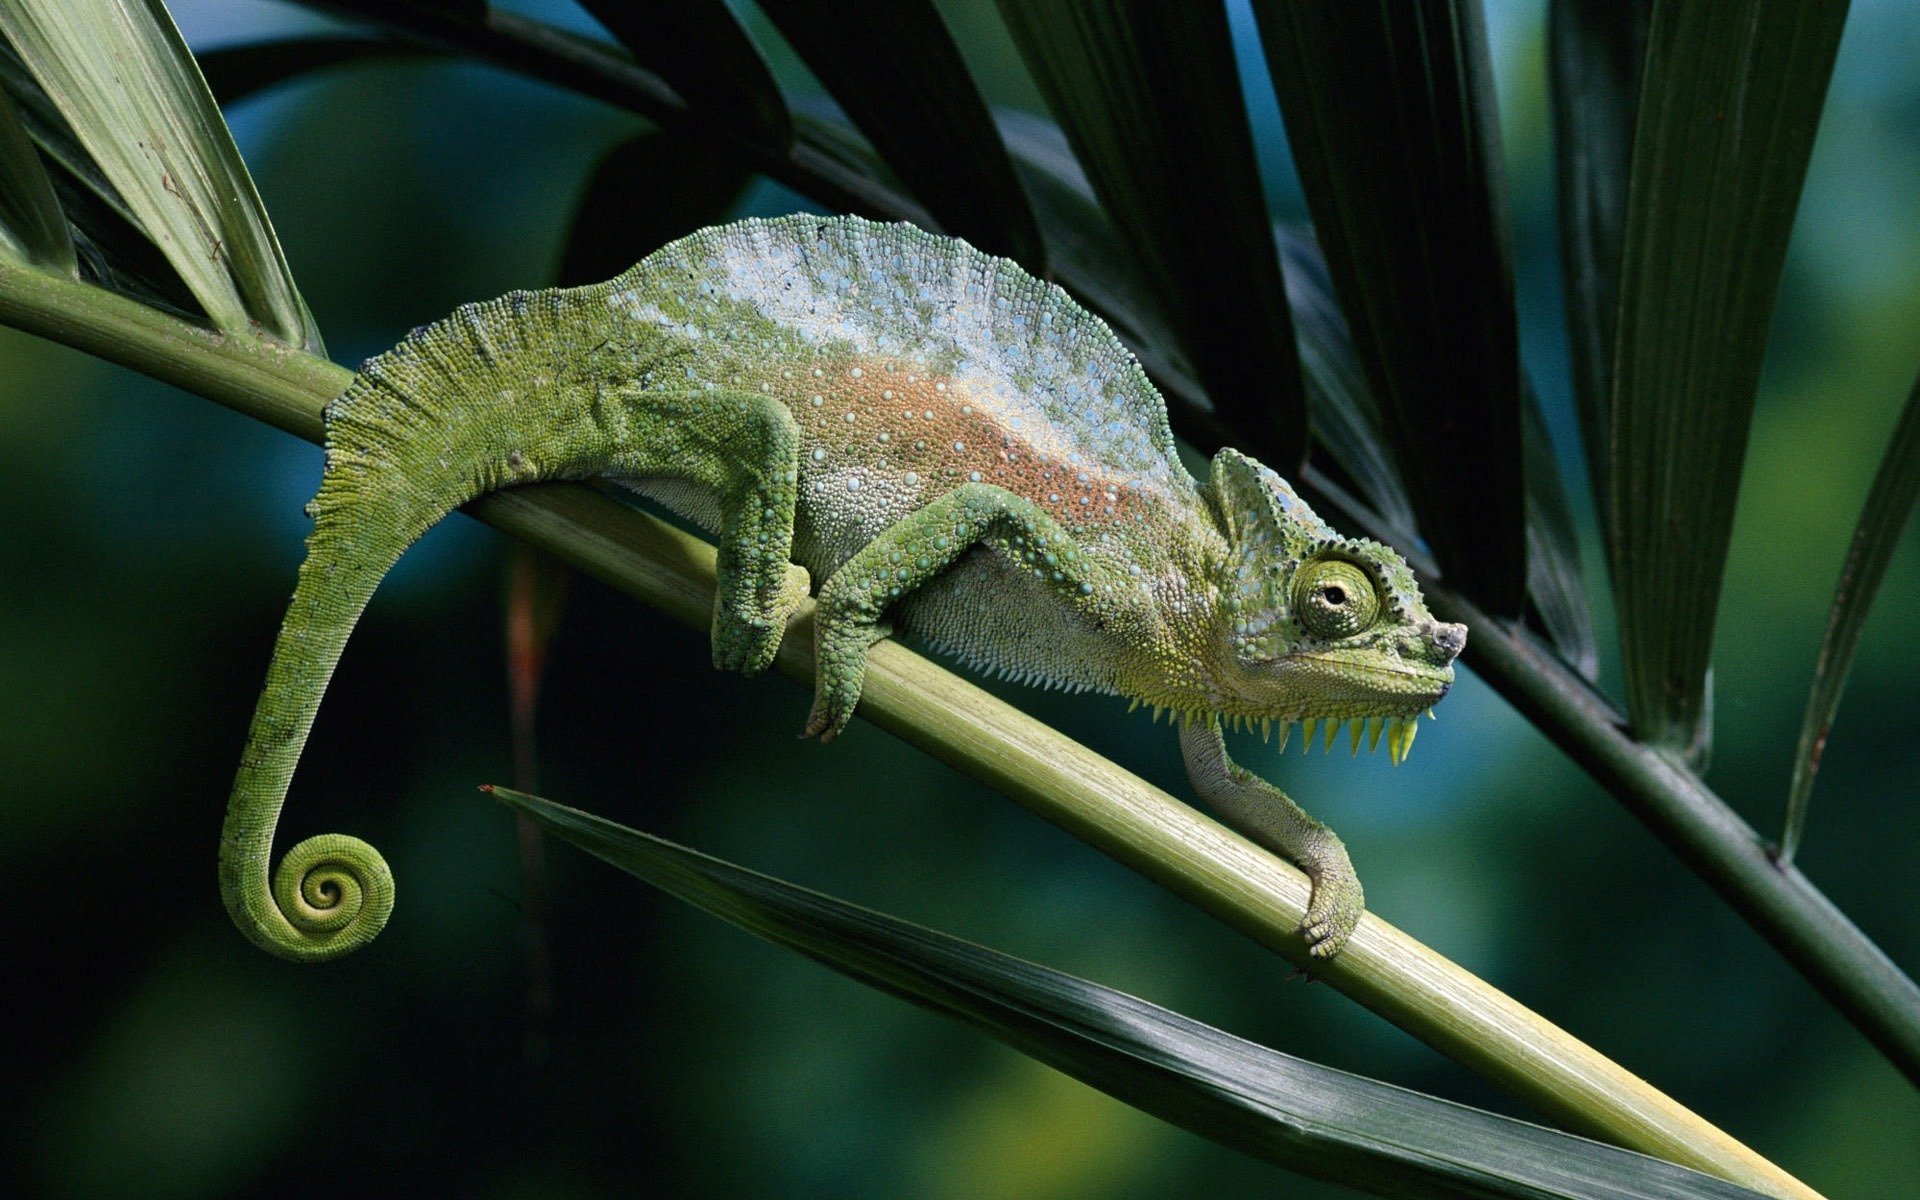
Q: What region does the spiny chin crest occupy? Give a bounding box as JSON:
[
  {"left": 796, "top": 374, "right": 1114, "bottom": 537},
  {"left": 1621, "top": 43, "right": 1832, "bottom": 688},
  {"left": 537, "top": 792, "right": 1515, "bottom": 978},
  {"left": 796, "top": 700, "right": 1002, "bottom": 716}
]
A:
[{"left": 1126, "top": 701, "right": 1437, "bottom": 766}]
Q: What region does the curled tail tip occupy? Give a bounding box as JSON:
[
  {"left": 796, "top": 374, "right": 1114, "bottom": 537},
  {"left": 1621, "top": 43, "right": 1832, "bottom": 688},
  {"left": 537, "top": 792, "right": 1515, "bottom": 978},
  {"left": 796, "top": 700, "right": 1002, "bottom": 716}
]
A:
[{"left": 227, "top": 832, "right": 395, "bottom": 963}]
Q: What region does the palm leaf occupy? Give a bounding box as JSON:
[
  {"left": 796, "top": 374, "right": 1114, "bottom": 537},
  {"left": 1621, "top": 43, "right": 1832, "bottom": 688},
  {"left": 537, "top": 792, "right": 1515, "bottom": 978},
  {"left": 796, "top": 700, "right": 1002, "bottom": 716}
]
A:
[
  {"left": 577, "top": 0, "right": 791, "bottom": 154},
  {"left": 0, "top": 0, "right": 322, "bottom": 350},
  {"left": 756, "top": 0, "right": 1044, "bottom": 266},
  {"left": 1253, "top": 0, "right": 1526, "bottom": 615},
  {"left": 492, "top": 785, "right": 1772, "bottom": 1200},
  {"left": 1604, "top": 1, "right": 1850, "bottom": 760},
  {"left": 555, "top": 129, "right": 754, "bottom": 287},
  {"left": 0, "top": 73, "right": 68, "bottom": 271},
  {"left": 1780, "top": 375, "right": 1920, "bottom": 862},
  {"left": 993, "top": 0, "right": 1307, "bottom": 469},
  {"left": 1547, "top": 0, "right": 1650, "bottom": 523}
]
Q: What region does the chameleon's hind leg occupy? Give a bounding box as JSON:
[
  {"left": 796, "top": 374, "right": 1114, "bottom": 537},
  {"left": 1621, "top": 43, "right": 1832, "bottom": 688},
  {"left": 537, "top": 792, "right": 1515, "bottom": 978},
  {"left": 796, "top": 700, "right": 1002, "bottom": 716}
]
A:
[
  {"left": 1178, "top": 715, "right": 1363, "bottom": 957},
  {"left": 647, "top": 390, "right": 809, "bottom": 674},
  {"left": 804, "top": 482, "right": 1099, "bottom": 740}
]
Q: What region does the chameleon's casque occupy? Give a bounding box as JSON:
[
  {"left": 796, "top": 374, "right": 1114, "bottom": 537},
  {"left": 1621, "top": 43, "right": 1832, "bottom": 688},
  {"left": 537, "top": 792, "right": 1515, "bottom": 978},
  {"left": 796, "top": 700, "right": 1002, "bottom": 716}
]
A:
[{"left": 219, "top": 216, "right": 1463, "bottom": 964}]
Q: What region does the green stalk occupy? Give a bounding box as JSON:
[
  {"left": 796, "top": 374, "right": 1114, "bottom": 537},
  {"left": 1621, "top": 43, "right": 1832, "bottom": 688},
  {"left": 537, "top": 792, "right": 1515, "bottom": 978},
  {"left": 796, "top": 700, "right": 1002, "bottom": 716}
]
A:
[{"left": 0, "top": 258, "right": 1820, "bottom": 1199}]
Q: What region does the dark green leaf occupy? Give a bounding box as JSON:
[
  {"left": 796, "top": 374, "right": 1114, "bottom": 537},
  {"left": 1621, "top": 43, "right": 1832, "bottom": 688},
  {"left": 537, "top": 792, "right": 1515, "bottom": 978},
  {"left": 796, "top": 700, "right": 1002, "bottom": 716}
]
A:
[
  {"left": 1780, "top": 375, "right": 1920, "bottom": 863},
  {"left": 1548, "top": 0, "right": 1650, "bottom": 527},
  {"left": 756, "top": 0, "right": 1043, "bottom": 267},
  {"left": 993, "top": 0, "right": 1306, "bottom": 469},
  {"left": 991, "top": 108, "right": 1195, "bottom": 398},
  {"left": 1607, "top": 1, "right": 1850, "bottom": 761},
  {"left": 195, "top": 35, "right": 427, "bottom": 107},
  {"left": 578, "top": 0, "right": 792, "bottom": 155},
  {"left": 1524, "top": 388, "right": 1600, "bottom": 679},
  {"left": 0, "top": 73, "right": 70, "bottom": 271},
  {"left": 556, "top": 128, "right": 753, "bottom": 287},
  {"left": 492, "top": 786, "right": 1768, "bottom": 1200},
  {"left": 1276, "top": 224, "right": 1418, "bottom": 541},
  {"left": 0, "top": 0, "right": 323, "bottom": 350},
  {"left": 1253, "top": 0, "right": 1526, "bottom": 615}
]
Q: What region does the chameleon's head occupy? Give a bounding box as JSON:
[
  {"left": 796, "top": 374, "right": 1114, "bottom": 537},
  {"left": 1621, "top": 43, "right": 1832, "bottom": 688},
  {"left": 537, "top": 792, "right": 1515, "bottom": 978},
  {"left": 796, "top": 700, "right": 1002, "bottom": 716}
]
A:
[{"left": 1201, "top": 450, "right": 1465, "bottom": 755}]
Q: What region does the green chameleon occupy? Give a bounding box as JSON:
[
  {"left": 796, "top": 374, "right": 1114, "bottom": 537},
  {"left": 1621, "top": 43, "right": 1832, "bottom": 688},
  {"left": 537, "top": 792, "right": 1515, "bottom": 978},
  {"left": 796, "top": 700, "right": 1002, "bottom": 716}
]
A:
[{"left": 220, "top": 215, "right": 1465, "bottom": 965}]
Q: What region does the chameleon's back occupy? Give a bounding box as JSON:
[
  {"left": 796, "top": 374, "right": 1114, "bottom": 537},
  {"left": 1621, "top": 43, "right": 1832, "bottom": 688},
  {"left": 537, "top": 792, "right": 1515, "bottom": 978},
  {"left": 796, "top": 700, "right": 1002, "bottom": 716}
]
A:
[
  {"left": 610, "top": 218, "right": 1215, "bottom": 686},
  {"left": 611, "top": 218, "right": 1207, "bottom": 565}
]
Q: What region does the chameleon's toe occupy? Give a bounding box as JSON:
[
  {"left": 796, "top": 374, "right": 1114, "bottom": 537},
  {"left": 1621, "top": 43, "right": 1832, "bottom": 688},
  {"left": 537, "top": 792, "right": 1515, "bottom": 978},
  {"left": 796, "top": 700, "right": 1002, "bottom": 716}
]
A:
[{"left": 1299, "top": 871, "right": 1365, "bottom": 958}]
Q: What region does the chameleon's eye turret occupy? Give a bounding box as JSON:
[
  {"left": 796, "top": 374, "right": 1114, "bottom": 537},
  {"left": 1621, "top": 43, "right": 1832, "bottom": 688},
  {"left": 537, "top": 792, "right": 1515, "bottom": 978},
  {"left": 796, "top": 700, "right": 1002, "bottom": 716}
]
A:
[{"left": 1293, "top": 559, "right": 1379, "bottom": 640}]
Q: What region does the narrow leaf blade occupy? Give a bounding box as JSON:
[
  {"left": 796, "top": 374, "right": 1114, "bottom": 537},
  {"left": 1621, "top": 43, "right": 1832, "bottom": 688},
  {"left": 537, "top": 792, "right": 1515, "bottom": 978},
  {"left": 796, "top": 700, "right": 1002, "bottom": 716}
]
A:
[
  {"left": 578, "top": 0, "right": 792, "bottom": 154},
  {"left": 1254, "top": 0, "right": 1527, "bottom": 614},
  {"left": 756, "top": 0, "right": 1043, "bottom": 267},
  {"left": 1608, "top": 2, "right": 1850, "bottom": 759},
  {"left": 492, "top": 786, "right": 1770, "bottom": 1200},
  {"left": 1781, "top": 376, "right": 1920, "bottom": 862},
  {"left": 994, "top": 0, "right": 1306, "bottom": 469},
  {"left": 0, "top": 0, "right": 323, "bottom": 349},
  {"left": 1525, "top": 388, "right": 1601, "bottom": 679},
  {"left": 1276, "top": 223, "right": 1418, "bottom": 541},
  {"left": 556, "top": 129, "right": 753, "bottom": 287},
  {"left": 1548, "top": 0, "right": 1651, "bottom": 525},
  {"left": 0, "top": 71, "right": 70, "bottom": 271}
]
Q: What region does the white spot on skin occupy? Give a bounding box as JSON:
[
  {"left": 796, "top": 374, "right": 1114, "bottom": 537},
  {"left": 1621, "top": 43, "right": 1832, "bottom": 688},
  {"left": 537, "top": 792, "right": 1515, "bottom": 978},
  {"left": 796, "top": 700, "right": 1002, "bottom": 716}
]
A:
[
  {"left": 811, "top": 395, "right": 824, "bottom": 406},
  {"left": 851, "top": 367, "right": 864, "bottom": 378},
  {"left": 844, "top": 412, "right": 856, "bottom": 423},
  {"left": 969, "top": 471, "right": 982, "bottom": 482},
  {"left": 846, "top": 478, "right": 861, "bottom": 491},
  {"left": 812, "top": 448, "right": 827, "bottom": 462},
  {"left": 905, "top": 472, "right": 919, "bottom": 484},
  {"left": 953, "top": 441, "right": 965, "bottom": 452}
]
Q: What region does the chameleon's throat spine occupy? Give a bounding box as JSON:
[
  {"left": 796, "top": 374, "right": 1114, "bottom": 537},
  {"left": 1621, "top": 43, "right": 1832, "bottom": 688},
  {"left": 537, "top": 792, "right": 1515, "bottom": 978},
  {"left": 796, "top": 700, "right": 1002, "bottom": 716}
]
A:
[{"left": 219, "top": 284, "right": 615, "bottom": 960}]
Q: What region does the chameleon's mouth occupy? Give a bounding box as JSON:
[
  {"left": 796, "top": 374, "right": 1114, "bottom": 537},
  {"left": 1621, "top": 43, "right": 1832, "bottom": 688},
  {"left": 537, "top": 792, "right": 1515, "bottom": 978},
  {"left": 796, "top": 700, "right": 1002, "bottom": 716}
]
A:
[{"left": 1183, "top": 651, "right": 1455, "bottom": 764}]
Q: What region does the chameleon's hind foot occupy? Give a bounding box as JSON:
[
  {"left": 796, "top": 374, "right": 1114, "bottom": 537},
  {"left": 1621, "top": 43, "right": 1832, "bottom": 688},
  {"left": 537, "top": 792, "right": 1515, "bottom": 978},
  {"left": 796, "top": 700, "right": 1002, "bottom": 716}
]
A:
[
  {"left": 802, "top": 614, "right": 892, "bottom": 742},
  {"left": 1299, "top": 867, "right": 1364, "bottom": 958},
  {"left": 713, "top": 566, "right": 810, "bottom": 674}
]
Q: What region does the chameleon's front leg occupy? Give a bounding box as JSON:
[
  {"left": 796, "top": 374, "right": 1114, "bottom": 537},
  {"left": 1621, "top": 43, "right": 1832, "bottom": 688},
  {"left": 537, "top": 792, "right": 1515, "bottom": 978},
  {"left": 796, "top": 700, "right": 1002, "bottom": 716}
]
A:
[
  {"left": 1178, "top": 715, "right": 1364, "bottom": 957},
  {"left": 804, "top": 482, "right": 1083, "bottom": 740}
]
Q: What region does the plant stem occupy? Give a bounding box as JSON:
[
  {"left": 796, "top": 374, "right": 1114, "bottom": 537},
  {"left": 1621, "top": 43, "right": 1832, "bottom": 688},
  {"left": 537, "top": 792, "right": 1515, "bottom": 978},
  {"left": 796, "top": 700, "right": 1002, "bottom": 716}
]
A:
[{"left": 1, "top": 257, "right": 1823, "bottom": 1199}]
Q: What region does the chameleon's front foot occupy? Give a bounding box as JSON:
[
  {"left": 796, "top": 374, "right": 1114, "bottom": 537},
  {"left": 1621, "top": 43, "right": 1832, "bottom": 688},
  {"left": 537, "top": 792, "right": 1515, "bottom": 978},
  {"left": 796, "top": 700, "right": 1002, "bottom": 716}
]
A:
[
  {"left": 1298, "top": 845, "right": 1365, "bottom": 958},
  {"left": 1177, "top": 715, "right": 1367, "bottom": 958}
]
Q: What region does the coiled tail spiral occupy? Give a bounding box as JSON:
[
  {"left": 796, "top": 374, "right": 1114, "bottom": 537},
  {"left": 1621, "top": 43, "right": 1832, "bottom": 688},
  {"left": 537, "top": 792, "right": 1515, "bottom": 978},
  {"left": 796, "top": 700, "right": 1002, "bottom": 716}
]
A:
[{"left": 220, "top": 286, "right": 615, "bottom": 960}]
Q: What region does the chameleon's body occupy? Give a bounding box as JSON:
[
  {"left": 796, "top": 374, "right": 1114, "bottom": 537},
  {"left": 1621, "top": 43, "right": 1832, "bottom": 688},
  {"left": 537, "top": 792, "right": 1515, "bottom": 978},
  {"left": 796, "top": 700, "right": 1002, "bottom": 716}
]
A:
[{"left": 222, "top": 216, "right": 1464, "bottom": 964}]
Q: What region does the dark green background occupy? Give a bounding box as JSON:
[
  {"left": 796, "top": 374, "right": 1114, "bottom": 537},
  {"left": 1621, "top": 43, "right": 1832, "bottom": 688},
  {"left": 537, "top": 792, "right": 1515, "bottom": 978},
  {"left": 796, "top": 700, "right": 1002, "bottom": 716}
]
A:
[{"left": 5, "top": 0, "right": 1919, "bottom": 1196}]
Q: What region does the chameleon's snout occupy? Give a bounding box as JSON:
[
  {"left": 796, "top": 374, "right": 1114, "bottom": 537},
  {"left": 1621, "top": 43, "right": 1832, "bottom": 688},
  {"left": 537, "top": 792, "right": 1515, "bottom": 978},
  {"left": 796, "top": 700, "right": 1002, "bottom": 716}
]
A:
[{"left": 1428, "top": 620, "right": 1467, "bottom": 662}]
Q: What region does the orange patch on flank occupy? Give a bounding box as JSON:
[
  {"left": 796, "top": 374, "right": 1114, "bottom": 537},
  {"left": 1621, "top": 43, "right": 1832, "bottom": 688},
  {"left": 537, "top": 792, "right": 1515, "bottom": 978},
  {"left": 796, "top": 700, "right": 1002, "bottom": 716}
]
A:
[{"left": 779, "top": 352, "right": 1142, "bottom": 526}]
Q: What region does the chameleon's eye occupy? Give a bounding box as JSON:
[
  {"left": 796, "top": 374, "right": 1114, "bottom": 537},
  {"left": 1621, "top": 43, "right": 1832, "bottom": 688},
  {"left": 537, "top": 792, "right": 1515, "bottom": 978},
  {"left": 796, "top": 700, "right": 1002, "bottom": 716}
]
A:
[{"left": 1293, "top": 559, "right": 1380, "bottom": 640}]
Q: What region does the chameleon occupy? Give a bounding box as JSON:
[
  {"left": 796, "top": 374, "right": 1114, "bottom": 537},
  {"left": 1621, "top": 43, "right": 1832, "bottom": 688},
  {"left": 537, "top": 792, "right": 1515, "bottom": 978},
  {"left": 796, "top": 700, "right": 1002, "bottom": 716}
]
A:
[{"left": 219, "top": 214, "right": 1465, "bottom": 964}]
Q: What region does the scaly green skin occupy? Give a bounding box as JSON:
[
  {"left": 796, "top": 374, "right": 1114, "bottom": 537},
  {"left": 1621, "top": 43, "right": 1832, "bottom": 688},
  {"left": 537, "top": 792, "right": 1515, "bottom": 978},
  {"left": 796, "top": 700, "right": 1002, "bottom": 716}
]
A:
[{"left": 220, "top": 215, "right": 1464, "bottom": 962}]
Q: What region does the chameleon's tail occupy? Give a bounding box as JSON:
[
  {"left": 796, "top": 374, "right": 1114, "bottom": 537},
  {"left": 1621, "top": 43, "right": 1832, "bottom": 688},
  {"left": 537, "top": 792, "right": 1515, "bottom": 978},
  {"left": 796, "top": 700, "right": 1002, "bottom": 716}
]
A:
[{"left": 221, "top": 287, "right": 613, "bottom": 961}]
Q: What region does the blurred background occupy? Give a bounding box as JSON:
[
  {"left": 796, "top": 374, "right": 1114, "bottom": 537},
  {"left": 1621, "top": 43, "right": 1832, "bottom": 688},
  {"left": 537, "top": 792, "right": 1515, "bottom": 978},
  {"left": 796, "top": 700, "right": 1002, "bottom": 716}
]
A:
[{"left": 4, "top": 0, "right": 1919, "bottom": 1196}]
